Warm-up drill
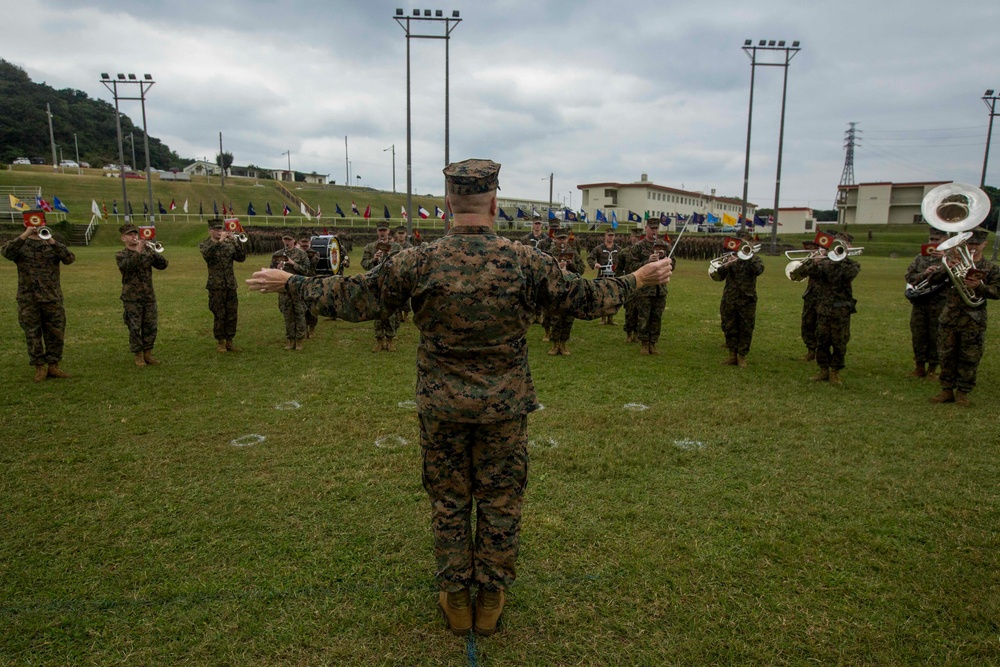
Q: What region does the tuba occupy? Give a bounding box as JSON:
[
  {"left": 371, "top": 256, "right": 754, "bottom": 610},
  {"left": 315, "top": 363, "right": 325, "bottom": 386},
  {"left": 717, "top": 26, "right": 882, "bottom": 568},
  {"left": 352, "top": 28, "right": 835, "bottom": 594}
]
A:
[{"left": 921, "top": 182, "right": 991, "bottom": 307}]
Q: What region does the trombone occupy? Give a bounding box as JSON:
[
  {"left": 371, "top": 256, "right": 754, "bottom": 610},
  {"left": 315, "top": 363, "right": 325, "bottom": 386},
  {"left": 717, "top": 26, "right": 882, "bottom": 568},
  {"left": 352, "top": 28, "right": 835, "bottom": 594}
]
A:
[
  {"left": 708, "top": 241, "right": 760, "bottom": 281},
  {"left": 783, "top": 240, "right": 863, "bottom": 281},
  {"left": 921, "top": 182, "right": 991, "bottom": 307}
]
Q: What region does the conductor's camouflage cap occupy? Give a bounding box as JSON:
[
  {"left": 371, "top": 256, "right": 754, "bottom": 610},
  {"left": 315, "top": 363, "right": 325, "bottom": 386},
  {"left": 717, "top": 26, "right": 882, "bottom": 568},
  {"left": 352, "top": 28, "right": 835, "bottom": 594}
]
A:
[{"left": 443, "top": 159, "right": 500, "bottom": 195}]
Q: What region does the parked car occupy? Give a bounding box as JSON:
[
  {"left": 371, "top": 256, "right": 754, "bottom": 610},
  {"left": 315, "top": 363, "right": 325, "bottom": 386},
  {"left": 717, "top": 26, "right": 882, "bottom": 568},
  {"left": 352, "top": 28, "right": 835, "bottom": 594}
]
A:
[
  {"left": 103, "top": 164, "right": 132, "bottom": 171},
  {"left": 79, "top": 161, "right": 90, "bottom": 168},
  {"left": 12, "top": 157, "right": 30, "bottom": 165},
  {"left": 30, "top": 157, "right": 45, "bottom": 165},
  {"left": 59, "top": 160, "right": 79, "bottom": 168},
  {"left": 123, "top": 171, "right": 145, "bottom": 179}
]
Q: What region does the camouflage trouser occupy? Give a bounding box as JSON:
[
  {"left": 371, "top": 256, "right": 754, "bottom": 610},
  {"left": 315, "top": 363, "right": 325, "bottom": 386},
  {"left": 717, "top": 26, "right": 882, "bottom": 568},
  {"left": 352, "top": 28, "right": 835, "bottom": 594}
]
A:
[
  {"left": 420, "top": 414, "right": 529, "bottom": 592},
  {"left": 278, "top": 293, "right": 306, "bottom": 340},
  {"left": 623, "top": 298, "right": 638, "bottom": 335},
  {"left": 815, "top": 309, "right": 851, "bottom": 370},
  {"left": 17, "top": 299, "right": 66, "bottom": 366},
  {"left": 548, "top": 311, "right": 574, "bottom": 343},
  {"left": 122, "top": 299, "right": 158, "bottom": 353},
  {"left": 305, "top": 307, "right": 318, "bottom": 331},
  {"left": 634, "top": 294, "right": 666, "bottom": 344},
  {"left": 910, "top": 299, "right": 945, "bottom": 364},
  {"left": 937, "top": 322, "right": 986, "bottom": 393},
  {"left": 374, "top": 311, "right": 400, "bottom": 341},
  {"left": 801, "top": 297, "right": 818, "bottom": 352},
  {"left": 720, "top": 298, "right": 757, "bottom": 356},
  {"left": 208, "top": 289, "right": 238, "bottom": 341}
]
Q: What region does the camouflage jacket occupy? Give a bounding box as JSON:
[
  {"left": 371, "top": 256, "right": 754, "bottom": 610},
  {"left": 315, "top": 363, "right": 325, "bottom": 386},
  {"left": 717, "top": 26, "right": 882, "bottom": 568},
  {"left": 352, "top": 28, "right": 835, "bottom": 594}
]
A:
[
  {"left": 521, "top": 231, "right": 548, "bottom": 251},
  {"left": 547, "top": 243, "right": 583, "bottom": 275},
  {"left": 717, "top": 254, "right": 764, "bottom": 303},
  {"left": 361, "top": 240, "right": 401, "bottom": 270},
  {"left": 791, "top": 257, "right": 859, "bottom": 315},
  {"left": 199, "top": 237, "right": 247, "bottom": 290},
  {"left": 618, "top": 239, "right": 670, "bottom": 297},
  {"left": 589, "top": 244, "right": 621, "bottom": 277},
  {"left": 270, "top": 246, "right": 313, "bottom": 276},
  {"left": 939, "top": 258, "right": 1000, "bottom": 329},
  {"left": 116, "top": 247, "right": 168, "bottom": 301},
  {"left": 904, "top": 253, "right": 948, "bottom": 305},
  {"left": 286, "top": 225, "right": 636, "bottom": 423},
  {"left": 1, "top": 236, "right": 76, "bottom": 303}
]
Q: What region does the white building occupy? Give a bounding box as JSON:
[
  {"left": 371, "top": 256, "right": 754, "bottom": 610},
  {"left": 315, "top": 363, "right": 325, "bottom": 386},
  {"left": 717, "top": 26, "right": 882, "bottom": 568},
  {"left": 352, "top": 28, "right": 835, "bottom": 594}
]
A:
[
  {"left": 836, "top": 181, "right": 948, "bottom": 226},
  {"left": 183, "top": 160, "right": 222, "bottom": 177},
  {"left": 775, "top": 208, "right": 816, "bottom": 235},
  {"left": 577, "top": 174, "right": 756, "bottom": 230}
]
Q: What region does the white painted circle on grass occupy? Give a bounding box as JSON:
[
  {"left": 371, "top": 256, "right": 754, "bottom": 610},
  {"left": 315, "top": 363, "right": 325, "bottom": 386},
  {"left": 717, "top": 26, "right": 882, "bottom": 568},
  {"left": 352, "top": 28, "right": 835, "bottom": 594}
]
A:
[
  {"left": 529, "top": 438, "right": 558, "bottom": 450},
  {"left": 673, "top": 439, "right": 705, "bottom": 451},
  {"left": 375, "top": 434, "right": 410, "bottom": 449},
  {"left": 231, "top": 434, "right": 266, "bottom": 447},
  {"left": 623, "top": 403, "right": 649, "bottom": 411},
  {"left": 275, "top": 401, "right": 301, "bottom": 411},
  {"left": 397, "top": 400, "right": 417, "bottom": 409},
  {"left": 536, "top": 404, "right": 545, "bottom": 411}
]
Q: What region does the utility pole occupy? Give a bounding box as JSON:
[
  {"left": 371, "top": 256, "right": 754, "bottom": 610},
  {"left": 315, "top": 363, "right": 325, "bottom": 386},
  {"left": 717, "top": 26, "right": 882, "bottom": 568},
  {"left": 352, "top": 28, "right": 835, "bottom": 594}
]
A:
[
  {"left": 219, "top": 132, "right": 225, "bottom": 188},
  {"left": 47, "top": 104, "right": 57, "bottom": 172}
]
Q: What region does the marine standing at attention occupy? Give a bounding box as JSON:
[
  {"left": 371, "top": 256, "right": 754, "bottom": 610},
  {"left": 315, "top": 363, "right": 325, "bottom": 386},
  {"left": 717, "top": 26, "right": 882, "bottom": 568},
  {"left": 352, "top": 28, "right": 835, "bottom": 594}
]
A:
[
  {"left": 116, "top": 224, "right": 168, "bottom": 366},
  {"left": 199, "top": 217, "right": 247, "bottom": 353},
  {"left": 360, "top": 221, "right": 402, "bottom": 351},
  {"left": 247, "top": 158, "right": 673, "bottom": 637}
]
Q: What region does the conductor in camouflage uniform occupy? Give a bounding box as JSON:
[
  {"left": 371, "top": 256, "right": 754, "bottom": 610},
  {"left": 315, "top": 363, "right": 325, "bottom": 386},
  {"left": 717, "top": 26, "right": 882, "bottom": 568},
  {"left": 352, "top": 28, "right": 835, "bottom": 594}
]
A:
[
  {"left": 247, "top": 158, "right": 673, "bottom": 637},
  {"left": 790, "top": 233, "right": 860, "bottom": 386},
  {"left": 199, "top": 218, "right": 247, "bottom": 352},
  {"left": 712, "top": 236, "right": 764, "bottom": 367},
  {"left": 2, "top": 221, "right": 75, "bottom": 382},
  {"left": 361, "top": 221, "right": 402, "bottom": 351},
  {"left": 116, "top": 224, "right": 168, "bottom": 366},
  {"left": 929, "top": 227, "right": 1000, "bottom": 406},
  {"left": 271, "top": 233, "right": 312, "bottom": 350},
  {"left": 904, "top": 228, "right": 948, "bottom": 378}
]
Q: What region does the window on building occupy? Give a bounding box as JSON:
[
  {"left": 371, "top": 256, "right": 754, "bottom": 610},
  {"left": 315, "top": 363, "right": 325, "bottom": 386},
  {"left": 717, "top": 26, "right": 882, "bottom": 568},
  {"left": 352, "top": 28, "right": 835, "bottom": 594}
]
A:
[{"left": 805, "top": 220, "right": 814, "bottom": 231}]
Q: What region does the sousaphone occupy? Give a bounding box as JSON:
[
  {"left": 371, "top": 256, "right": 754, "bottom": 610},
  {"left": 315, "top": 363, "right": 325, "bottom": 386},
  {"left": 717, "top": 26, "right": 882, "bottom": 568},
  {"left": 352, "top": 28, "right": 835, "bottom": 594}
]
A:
[{"left": 920, "top": 182, "right": 991, "bottom": 307}]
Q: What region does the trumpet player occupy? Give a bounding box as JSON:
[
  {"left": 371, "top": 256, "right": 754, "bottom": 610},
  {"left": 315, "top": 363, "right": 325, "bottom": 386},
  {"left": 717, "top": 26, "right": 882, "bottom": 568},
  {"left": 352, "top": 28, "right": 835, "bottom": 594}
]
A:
[
  {"left": 789, "top": 232, "right": 860, "bottom": 386},
  {"left": 713, "top": 236, "right": 764, "bottom": 367},
  {"left": 904, "top": 228, "right": 948, "bottom": 378},
  {"left": 2, "top": 219, "right": 75, "bottom": 382},
  {"left": 930, "top": 227, "right": 1000, "bottom": 406},
  {"left": 199, "top": 218, "right": 247, "bottom": 353},
  {"left": 116, "top": 224, "right": 168, "bottom": 366}
]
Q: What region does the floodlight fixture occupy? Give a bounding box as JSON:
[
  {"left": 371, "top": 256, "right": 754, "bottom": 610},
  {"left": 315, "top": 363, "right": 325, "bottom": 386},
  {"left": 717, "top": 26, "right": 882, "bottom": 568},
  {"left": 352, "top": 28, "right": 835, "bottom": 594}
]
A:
[
  {"left": 986, "top": 89, "right": 995, "bottom": 97},
  {"left": 778, "top": 40, "right": 785, "bottom": 46},
  {"left": 128, "top": 73, "right": 136, "bottom": 80},
  {"left": 117, "top": 73, "right": 125, "bottom": 79},
  {"left": 758, "top": 40, "right": 765, "bottom": 46},
  {"left": 435, "top": 9, "right": 442, "bottom": 16},
  {"left": 396, "top": 8, "right": 403, "bottom": 14},
  {"left": 792, "top": 41, "right": 800, "bottom": 47},
  {"left": 744, "top": 39, "right": 751, "bottom": 46},
  {"left": 144, "top": 74, "right": 152, "bottom": 80},
  {"left": 413, "top": 9, "right": 419, "bottom": 15},
  {"left": 452, "top": 10, "right": 459, "bottom": 17},
  {"left": 768, "top": 40, "right": 776, "bottom": 46},
  {"left": 101, "top": 72, "right": 109, "bottom": 79}
]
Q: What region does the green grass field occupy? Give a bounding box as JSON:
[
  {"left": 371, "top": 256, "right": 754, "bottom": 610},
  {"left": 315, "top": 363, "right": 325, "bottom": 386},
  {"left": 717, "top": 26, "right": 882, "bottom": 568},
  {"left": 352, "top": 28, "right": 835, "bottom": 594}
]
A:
[{"left": 2, "top": 224, "right": 999, "bottom": 664}]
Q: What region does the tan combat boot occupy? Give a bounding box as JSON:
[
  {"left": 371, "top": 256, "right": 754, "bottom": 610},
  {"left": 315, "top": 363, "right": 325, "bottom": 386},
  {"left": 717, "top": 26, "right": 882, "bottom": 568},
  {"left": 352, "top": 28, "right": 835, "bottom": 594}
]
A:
[
  {"left": 737, "top": 355, "right": 748, "bottom": 368},
  {"left": 33, "top": 365, "right": 47, "bottom": 383},
  {"left": 909, "top": 362, "right": 926, "bottom": 378},
  {"left": 802, "top": 350, "right": 816, "bottom": 362},
  {"left": 294, "top": 339, "right": 304, "bottom": 351},
  {"left": 541, "top": 332, "right": 550, "bottom": 342},
  {"left": 648, "top": 343, "right": 660, "bottom": 356},
  {"left": 829, "top": 369, "right": 843, "bottom": 386},
  {"left": 47, "top": 363, "right": 72, "bottom": 379},
  {"left": 225, "top": 340, "right": 242, "bottom": 352},
  {"left": 372, "top": 340, "right": 385, "bottom": 353},
  {"left": 143, "top": 350, "right": 160, "bottom": 365},
  {"left": 474, "top": 589, "right": 505, "bottom": 637},
  {"left": 721, "top": 351, "right": 738, "bottom": 365},
  {"left": 925, "top": 363, "right": 938, "bottom": 379},
  {"left": 811, "top": 368, "right": 830, "bottom": 382},
  {"left": 385, "top": 339, "right": 396, "bottom": 352},
  {"left": 954, "top": 390, "right": 971, "bottom": 407},
  {"left": 134, "top": 352, "right": 147, "bottom": 367},
  {"left": 284, "top": 340, "right": 294, "bottom": 350},
  {"left": 438, "top": 589, "right": 472, "bottom": 636},
  {"left": 216, "top": 340, "right": 228, "bottom": 353},
  {"left": 607, "top": 317, "right": 616, "bottom": 326},
  {"left": 548, "top": 342, "right": 559, "bottom": 355},
  {"left": 929, "top": 389, "right": 954, "bottom": 403},
  {"left": 559, "top": 342, "right": 571, "bottom": 356},
  {"left": 307, "top": 325, "right": 315, "bottom": 338},
  {"left": 639, "top": 341, "right": 650, "bottom": 355}
]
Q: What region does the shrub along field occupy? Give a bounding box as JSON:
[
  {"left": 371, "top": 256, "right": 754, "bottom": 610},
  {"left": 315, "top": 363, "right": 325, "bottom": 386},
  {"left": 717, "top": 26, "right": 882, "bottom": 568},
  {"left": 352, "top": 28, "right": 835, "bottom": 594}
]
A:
[{"left": 1, "top": 204, "right": 999, "bottom": 664}]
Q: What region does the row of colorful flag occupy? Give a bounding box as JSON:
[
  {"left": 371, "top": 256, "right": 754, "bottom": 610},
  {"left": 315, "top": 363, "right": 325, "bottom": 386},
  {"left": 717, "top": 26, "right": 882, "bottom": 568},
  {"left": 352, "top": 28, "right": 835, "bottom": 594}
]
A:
[{"left": 8, "top": 194, "right": 70, "bottom": 214}]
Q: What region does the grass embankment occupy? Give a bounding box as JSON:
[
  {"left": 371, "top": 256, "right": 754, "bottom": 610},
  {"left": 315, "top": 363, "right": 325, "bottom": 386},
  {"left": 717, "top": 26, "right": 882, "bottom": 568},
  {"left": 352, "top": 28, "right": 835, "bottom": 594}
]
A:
[{"left": 1, "top": 246, "right": 998, "bottom": 665}]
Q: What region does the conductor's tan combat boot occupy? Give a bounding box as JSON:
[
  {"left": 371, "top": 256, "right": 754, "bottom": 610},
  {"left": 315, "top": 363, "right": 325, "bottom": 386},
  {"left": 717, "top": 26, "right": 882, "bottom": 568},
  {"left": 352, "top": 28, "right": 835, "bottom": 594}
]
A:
[
  {"left": 225, "top": 340, "right": 242, "bottom": 353},
  {"left": 134, "top": 352, "right": 147, "bottom": 367},
  {"left": 33, "top": 365, "right": 47, "bottom": 383},
  {"left": 828, "top": 369, "right": 843, "bottom": 387},
  {"left": 954, "top": 390, "right": 971, "bottom": 407},
  {"left": 929, "top": 389, "right": 954, "bottom": 404},
  {"left": 811, "top": 368, "right": 830, "bottom": 382},
  {"left": 474, "top": 589, "right": 505, "bottom": 637},
  {"left": 802, "top": 350, "right": 816, "bottom": 362},
  {"left": 438, "top": 589, "right": 472, "bottom": 636},
  {"left": 143, "top": 350, "right": 160, "bottom": 365},
  {"left": 216, "top": 340, "right": 228, "bottom": 353},
  {"left": 721, "top": 351, "right": 738, "bottom": 365},
  {"left": 47, "top": 363, "right": 71, "bottom": 379}
]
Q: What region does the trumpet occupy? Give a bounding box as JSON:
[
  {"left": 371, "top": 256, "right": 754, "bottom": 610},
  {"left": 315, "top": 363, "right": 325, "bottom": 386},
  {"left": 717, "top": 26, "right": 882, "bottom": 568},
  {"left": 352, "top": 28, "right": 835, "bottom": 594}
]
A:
[
  {"left": 921, "top": 182, "right": 990, "bottom": 307},
  {"left": 227, "top": 232, "right": 248, "bottom": 243},
  {"left": 145, "top": 241, "right": 165, "bottom": 253},
  {"left": 37, "top": 227, "right": 52, "bottom": 240},
  {"left": 828, "top": 240, "right": 863, "bottom": 262},
  {"left": 709, "top": 242, "right": 759, "bottom": 280}
]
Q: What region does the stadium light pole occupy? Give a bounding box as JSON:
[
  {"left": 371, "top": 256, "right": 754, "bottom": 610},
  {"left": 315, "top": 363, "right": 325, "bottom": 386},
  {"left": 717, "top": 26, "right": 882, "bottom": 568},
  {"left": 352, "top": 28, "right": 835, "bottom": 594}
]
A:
[
  {"left": 394, "top": 8, "right": 462, "bottom": 235},
  {"left": 100, "top": 73, "right": 155, "bottom": 223},
  {"left": 73, "top": 133, "right": 81, "bottom": 175},
  {"left": 740, "top": 39, "right": 800, "bottom": 254},
  {"left": 100, "top": 74, "right": 130, "bottom": 222},
  {"left": 384, "top": 144, "right": 396, "bottom": 193},
  {"left": 282, "top": 150, "right": 292, "bottom": 182},
  {"left": 983, "top": 89, "right": 999, "bottom": 260}
]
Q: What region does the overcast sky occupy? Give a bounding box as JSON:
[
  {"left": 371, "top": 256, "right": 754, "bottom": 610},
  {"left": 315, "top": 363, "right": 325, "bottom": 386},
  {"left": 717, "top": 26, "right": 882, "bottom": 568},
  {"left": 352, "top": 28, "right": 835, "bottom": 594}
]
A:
[{"left": 7, "top": 0, "right": 1000, "bottom": 210}]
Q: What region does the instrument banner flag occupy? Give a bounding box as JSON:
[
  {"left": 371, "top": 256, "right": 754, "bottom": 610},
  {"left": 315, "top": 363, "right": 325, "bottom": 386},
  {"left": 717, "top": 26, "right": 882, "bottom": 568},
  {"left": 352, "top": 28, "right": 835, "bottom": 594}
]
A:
[
  {"left": 921, "top": 243, "right": 940, "bottom": 256},
  {"left": 723, "top": 236, "right": 741, "bottom": 251},
  {"left": 814, "top": 231, "right": 836, "bottom": 249},
  {"left": 22, "top": 211, "right": 46, "bottom": 227},
  {"left": 139, "top": 226, "right": 156, "bottom": 240}
]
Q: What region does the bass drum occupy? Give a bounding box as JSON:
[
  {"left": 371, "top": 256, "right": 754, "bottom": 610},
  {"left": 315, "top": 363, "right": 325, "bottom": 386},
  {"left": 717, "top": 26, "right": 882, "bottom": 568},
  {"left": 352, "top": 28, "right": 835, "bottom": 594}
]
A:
[{"left": 310, "top": 235, "right": 343, "bottom": 275}]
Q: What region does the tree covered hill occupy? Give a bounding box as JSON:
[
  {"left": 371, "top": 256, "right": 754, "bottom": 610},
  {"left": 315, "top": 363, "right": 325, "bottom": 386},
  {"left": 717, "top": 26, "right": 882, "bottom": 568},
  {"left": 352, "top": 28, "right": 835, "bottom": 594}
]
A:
[{"left": 0, "top": 59, "right": 186, "bottom": 170}]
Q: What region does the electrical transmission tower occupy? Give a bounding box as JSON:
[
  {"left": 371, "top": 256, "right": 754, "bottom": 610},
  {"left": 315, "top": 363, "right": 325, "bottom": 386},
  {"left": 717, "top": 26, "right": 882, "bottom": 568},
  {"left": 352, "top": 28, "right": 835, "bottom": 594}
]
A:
[{"left": 836, "top": 122, "right": 860, "bottom": 207}]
